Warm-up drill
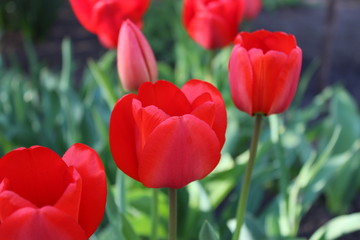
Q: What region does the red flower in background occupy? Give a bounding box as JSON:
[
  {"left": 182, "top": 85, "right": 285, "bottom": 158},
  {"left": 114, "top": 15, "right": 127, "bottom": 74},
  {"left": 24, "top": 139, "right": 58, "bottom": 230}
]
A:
[
  {"left": 183, "top": 0, "right": 245, "bottom": 49},
  {"left": 228, "top": 30, "right": 302, "bottom": 116},
  {"left": 117, "top": 20, "right": 157, "bottom": 91},
  {"left": 0, "top": 144, "right": 107, "bottom": 240},
  {"left": 243, "top": 0, "right": 262, "bottom": 20},
  {"left": 109, "top": 80, "right": 227, "bottom": 189},
  {"left": 69, "top": 0, "right": 150, "bottom": 48}
]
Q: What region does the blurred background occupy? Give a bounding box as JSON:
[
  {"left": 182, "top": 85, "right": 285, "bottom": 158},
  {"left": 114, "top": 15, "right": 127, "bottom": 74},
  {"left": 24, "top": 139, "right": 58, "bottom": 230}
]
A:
[
  {"left": 1, "top": 0, "right": 360, "bottom": 101},
  {"left": 1, "top": 0, "right": 360, "bottom": 239}
]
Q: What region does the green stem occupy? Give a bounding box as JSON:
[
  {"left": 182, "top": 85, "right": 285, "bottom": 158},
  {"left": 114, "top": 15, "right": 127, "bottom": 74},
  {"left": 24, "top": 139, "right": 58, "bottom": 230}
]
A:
[
  {"left": 168, "top": 188, "right": 177, "bottom": 240},
  {"left": 116, "top": 170, "right": 126, "bottom": 213},
  {"left": 205, "top": 50, "right": 216, "bottom": 86},
  {"left": 232, "top": 114, "right": 263, "bottom": 240},
  {"left": 151, "top": 189, "right": 159, "bottom": 240}
]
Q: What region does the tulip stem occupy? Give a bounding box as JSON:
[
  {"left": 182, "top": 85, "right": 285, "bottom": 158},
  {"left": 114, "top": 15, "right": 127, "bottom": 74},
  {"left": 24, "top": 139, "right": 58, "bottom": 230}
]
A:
[
  {"left": 168, "top": 188, "right": 177, "bottom": 240},
  {"left": 232, "top": 114, "right": 263, "bottom": 240},
  {"left": 151, "top": 189, "right": 159, "bottom": 240}
]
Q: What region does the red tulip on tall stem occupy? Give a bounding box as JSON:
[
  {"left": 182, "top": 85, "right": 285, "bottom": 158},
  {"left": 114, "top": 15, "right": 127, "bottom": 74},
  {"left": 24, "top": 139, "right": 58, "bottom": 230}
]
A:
[
  {"left": 109, "top": 79, "right": 227, "bottom": 240},
  {"left": 228, "top": 30, "right": 302, "bottom": 240}
]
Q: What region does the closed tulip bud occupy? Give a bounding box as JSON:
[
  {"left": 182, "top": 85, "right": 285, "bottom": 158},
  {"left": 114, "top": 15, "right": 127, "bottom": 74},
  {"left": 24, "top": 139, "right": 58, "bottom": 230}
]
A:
[
  {"left": 229, "top": 30, "right": 302, "bottom": 116},
  {"left": 69, "top": 0, "right": 150, "bottom": 48},
  {"left": 117, "top": 20, "right": 158, "bottom": 92},
  {"left": 243, "top": 0, "right": 262, "bottom": 20},
  {"left": 183, "top": 0, "right": 245, "bottom": 50}
]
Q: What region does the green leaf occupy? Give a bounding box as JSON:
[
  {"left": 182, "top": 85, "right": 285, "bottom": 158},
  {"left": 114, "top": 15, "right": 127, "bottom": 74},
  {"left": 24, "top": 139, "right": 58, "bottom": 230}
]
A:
[
  {"left": 199, "top": 221, "right": 218, "bottom": 240},
  {"left": 330, "top": 86, "right": 360, "bottom": 154},
  {"left": 88, "top": 59, "right": 118, "bottom": 108},
  {"left": 292, "top": 59, "right": 320, "bottom": 108},
  {"left": 121, "top": 213, "right": 141, "bottom": 240},
  {"left": 310, "top": 213, "right": 360, "bottom": 240},
  {"left": 60, "top": 38, "right": 72, "bottom": 91}
]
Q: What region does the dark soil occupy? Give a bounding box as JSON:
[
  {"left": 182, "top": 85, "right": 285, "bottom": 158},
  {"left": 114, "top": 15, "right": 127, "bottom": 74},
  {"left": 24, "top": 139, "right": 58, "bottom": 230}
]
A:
[{"left": 1, "top": 0, "right": 360, "bottom": 239}]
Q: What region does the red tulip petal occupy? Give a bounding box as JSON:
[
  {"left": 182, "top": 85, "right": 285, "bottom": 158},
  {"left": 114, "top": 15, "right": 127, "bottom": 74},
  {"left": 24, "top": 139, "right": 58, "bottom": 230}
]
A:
[
  {"left": 132, "top": 99, "right": 170, "bottom": 153},
  {"left": 92, "top": 1, "right": 124, "bottom": 48},
  {"left": 182, "top": 79, "right": 227, "bottom": 146},
  {"left": 248, "top": 48, "right": 288, "bottom": 114},
  {"left": 0, "top": 207, "right": 87, "bottom": 240},
  {"left": 63, "top": 143, "right": 107, "bottom": 237},
  {"left": 206, "top": 0, "right": 244, "bottom": 27},
  {"left": 244, "top": 0, "right": 262, "bottom": 20},
  {"left": 116, "top": 0, "right": 150, "bottom": 21},
  {"left": 187, "top": 11, "right": 235, "bottom": 49},
  {"left": 268, "top": 47, "right": 303, "bottom": 114},
  {"left": 0, "top": 178, "right": 8, "bottom": 192},
  {"left": 183, "top": 0, "right": 243, "bottom": 49},
  {"left": 139, "top": 115, "right": 221, "bottom": 188},
  {"left": 191, "top": 101, "right": 215, "bottom": 127},
  {"left": 183, "top": 0, "right": 196, "bottom": 28},
  {"left": 0, "top": 146, "right": 74, "bottom": 208},
  {"left": 0, "top": 189, "right": 36, "bottom": 222},
  {"left": 229, "top": 46, "right": 254, "bottom": 115},
  {"left": 138, "top": 81, "right": 192, "bottom": 116},
  {"left": 109, "top": 94, "right": 140, "bottom": 181},
  {"left": 190, "top": 92, "right": 212, "bottom": 108},
  {"left": 53, "top": 167, "right": 82, "bottom": 227},
  {"left": 69, "top": 0, "right": 95, "bottom": 32},
  {"left": 92, "top": 0, "right": 150, "bottom": 48}
]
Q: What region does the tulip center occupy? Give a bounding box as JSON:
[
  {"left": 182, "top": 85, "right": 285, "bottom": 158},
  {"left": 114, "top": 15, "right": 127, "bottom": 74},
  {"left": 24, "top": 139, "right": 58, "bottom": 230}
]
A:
[{"left": 236, "top": 31, "right": 297, "bottom": 55}]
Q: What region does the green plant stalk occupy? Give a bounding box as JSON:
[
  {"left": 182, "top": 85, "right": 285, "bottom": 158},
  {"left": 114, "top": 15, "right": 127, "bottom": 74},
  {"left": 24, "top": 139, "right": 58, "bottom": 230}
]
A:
[
  {"left": 168, "top": 188, "right": 177, "bottom": 240},
  {"left": 151, "top": 189, "right": 159, "bottom": 240},
  {"left": 232, "top": 114, "right": 263, "bottom": 240},
  {"left": 116, "top": 170, "right": 126, "bottom": 213},
  {"left": 269, "top": 115, "right": 287, "bottom": 196},
  {"left": 269, "top": 115, "right": 289, "bottom": 235},
  {"left": 205, "top": 50, "right": 216, "bottom": 86}
]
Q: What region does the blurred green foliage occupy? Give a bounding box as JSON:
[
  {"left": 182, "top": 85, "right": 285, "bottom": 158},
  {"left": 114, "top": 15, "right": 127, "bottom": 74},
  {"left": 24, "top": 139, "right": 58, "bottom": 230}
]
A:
[
  {"left": 1, "top": 1, "right": 360, "bottom": 240},
  {"left": 0, "top": 0, "right": 61, "bottom": 40},
  {"left": 263, "top": 0, "right": 303, "bottom": 10}
]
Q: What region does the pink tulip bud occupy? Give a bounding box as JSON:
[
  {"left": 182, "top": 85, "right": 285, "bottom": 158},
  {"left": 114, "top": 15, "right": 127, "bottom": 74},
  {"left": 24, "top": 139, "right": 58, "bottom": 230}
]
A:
[{"left": 117, "top": 20, "right": 158, "bottom": 91}]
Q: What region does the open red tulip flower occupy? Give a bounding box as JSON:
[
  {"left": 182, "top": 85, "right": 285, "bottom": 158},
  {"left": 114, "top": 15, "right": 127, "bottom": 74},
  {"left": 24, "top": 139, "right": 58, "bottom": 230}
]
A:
[
  {"left": 243, "top": 0, "right": 262, "bottom": 20},
  {"left": 117, "top": 20, "right": 157, "bottom": 92},
  {"left": 0, "top": 144, "right": 107, "bottom": 240},
  {"left": 69, "top": 0, "right": 150, "bottom": 48},
  {"left": 109, "top": 80, "right": 227, "bottom": 189},
  {"left": 228, "top": 30, "right": 302, "bottom": 116},
  {"left": 183, "top": 0, "right": 245, "bottom": 49}
]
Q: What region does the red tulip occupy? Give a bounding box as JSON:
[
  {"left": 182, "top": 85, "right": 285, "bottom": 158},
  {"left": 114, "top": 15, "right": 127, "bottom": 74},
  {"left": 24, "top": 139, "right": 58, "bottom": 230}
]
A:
[
  {"left": 109, "top": 80, "right": 227, "bottom": 189},
  {"left": 69, "top": 0, "right": 150, "bottom": 48},
  {"left": 228, "top": 30, "right": 302, "bottom": 116},
  {"left": 117, "top": 20, "right": 157, "bottom": 92},
  {"left": 183, "top": 0, "right": 245, "bottom": 49},
  {"left": 0, "top": 144, "right": 107, "bottom": 239},
  {"left": 243, "top": 0, "right": 262, "bottom": 20}
]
